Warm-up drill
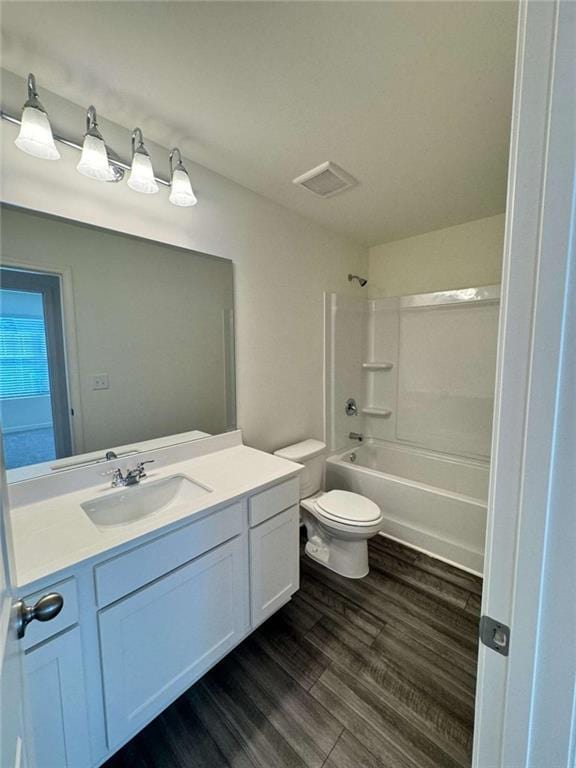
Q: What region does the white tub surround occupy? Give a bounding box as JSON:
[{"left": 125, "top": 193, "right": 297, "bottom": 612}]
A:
[
  {"left": 9, "top": 430, "right": 302, "bottom": 767},
  {"left": 324, "top": 293, "right": 368, "bottom": 453},
  {"left": 325, "top": 285, "right": 500, "bottom": 459},
  {"left": 393, "top": 286, "right": 499, "bottom": 457},
  {"left": 324, "top": 285, "right": 497, "bottom": 575},
  {"left": 326, "top": 440, "right": 488, "bottom": 574}
]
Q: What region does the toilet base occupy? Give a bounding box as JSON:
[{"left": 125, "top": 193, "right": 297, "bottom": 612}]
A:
[{"left": 305, "top": 536, "right": 369, "bottom": 579}]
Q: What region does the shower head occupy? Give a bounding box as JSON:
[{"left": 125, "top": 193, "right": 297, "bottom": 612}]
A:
[{"left": 348, "top": 273, "right": 368, "bottom": 287}]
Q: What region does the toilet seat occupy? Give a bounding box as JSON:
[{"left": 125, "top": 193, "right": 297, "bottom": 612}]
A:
[{"left": 314, "top": 490, "right": 382, "bottom": 527}]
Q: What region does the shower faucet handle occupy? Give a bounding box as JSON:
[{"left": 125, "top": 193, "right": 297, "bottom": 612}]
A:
[{"left": 345, "top": 398, "right": 358, "bottom": 416}]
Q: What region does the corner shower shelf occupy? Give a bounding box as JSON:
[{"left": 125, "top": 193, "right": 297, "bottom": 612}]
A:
[
  {"left": 361, "top": 407, "right": 392, "bottom": 418},
  {"left": 362, "top": 362, "right": 394, "bottom": 370}
]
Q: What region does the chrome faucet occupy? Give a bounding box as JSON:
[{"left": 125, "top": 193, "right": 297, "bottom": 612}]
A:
[
  {"left": 111, "top": 460, "right": 155, "bottom": 487},
  {"left": 349, "top": 432, "right": 364, "bottom": 443}
]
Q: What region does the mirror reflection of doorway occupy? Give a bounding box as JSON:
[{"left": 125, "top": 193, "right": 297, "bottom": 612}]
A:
[{"left": 0, "top": 267, "right": 72, "bottom": 469}]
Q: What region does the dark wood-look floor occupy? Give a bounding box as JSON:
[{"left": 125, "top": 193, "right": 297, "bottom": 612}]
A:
[{"left": 105, "top": 535, "right": 482, "bottom": 768}]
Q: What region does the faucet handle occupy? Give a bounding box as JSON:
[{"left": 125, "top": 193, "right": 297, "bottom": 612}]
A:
[
  {"left": 111, "top": 468, "right": 125, "bottom": 487},
  {"left": 136, "top": 460, "right": 155, "bottom": 478}
]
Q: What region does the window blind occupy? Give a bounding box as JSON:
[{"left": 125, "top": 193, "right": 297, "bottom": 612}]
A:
[{"left": 0, "top": 316, "right": 50, "bottom": 398}]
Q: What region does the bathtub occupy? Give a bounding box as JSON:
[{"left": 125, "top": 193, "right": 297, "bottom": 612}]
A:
[{"left": 325, "top": 440, "right": 488, "bottom": 575}]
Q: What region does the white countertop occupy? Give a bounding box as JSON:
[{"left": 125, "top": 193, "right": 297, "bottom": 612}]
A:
[{"left": 10, "top": 444, "right": 301, "bottom": 590}]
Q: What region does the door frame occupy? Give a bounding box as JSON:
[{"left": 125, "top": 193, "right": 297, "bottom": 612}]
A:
[
  {"left": 0, "top": 258, "right": 85, "bottom": 460},
  {"left": 473, "top": 0, "right": 576, "bottom": 765}
]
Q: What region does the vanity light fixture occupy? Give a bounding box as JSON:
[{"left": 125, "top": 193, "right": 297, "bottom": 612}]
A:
[
  {"left": 14, "top": 74, "right": 60, "bottom": 160},
  {"left": 128, "top": 128, "right": 159, "bottom": 194},
  {"left": 169, "top": 148, "right": 197, "bottom": 207},
  {"left": 77, "top": 106, "right": 118, "bottom": 182},
  {"left": 2, "top": 70, "right": 197, "bottom": 207}
]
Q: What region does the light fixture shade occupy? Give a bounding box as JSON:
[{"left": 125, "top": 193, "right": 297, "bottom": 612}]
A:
[
  {"left": 128, "top": 151, "right": 159, "bottom": 194},
  {"left": 77, "top": 134, "right": 115, "bottom": 181},
  {"left": 15, "top": 106, "right": 60, "bottom": 160},
  {"left": 169, "top": 167, "right": 197, "bottom": 207}
]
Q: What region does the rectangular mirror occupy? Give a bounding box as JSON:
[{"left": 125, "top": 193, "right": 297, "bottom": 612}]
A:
[{"left": 0, "top": 204, "right": 236, "bottom": 480}]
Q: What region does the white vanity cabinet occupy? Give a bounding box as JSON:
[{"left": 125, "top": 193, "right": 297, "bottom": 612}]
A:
[
  {"left": 249, "top": 478, "right": 300, "bottom": 626},
  {"left": 16, "top": 466, "right": 301, "bottom": 768},
  {"left": 250, "top": 505, "right": 300, "bottom": 625},
  {"left": 99, "top": 535, "right": 248, "bottom": 748}
]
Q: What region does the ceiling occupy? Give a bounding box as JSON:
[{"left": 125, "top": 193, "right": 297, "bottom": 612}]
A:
[{"left": 0, "top": 1, "right": 517, "bottom": 246}]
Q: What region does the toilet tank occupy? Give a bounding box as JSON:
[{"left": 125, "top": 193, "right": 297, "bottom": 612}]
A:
[{"left": 274, "top": 439, "right": 326, "bottom": 499}]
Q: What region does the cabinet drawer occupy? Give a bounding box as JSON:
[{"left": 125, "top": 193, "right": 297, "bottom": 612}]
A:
[
  {"left": 249, "top": 477, "right": 299, "bottom": 527},
  {"left": 95, "top": 501, "right": 244, "bottom": 607},
  {"left": 21, "top": 577, "right": 79, "bottom": 651},
  {"left": 99, "top": 536, "right": 249, "bottom": 749}
]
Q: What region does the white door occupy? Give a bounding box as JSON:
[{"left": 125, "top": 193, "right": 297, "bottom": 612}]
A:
[
  {"left": 0, "top": 448, "right": 29, "bottom": 768},
  {"left": 473, "top": 1, "right": 576, "bottom": 765}
]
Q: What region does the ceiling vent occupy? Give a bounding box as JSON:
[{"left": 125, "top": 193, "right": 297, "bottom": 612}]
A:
[{"left": 293, "top": 161, "right": 357, "bottom": 198}]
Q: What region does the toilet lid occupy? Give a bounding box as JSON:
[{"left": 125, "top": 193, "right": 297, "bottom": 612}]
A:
[{"left": 316, "top": 490, "right": 381, "bottom": 524}]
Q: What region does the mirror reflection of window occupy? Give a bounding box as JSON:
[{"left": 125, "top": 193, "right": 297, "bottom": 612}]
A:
[{"left": 0, "top": 269, "right": 72, "bottom": 470}]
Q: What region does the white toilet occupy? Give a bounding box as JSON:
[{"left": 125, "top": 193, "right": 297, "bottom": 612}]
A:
[{"left": 274, "top": 439, "right": 384, "bottom": 579}]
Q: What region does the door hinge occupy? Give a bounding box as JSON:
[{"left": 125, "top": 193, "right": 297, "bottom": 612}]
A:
[{"left": 480, "top": 615, "right": 510, "bottom": 656}]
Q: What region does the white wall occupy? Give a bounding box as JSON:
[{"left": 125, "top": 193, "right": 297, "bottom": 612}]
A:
[
  {"left": 368, "top": 214, "right": 505, "bottom": 297},
  {"left": 0, "top": 69, "right": 368, "bottom": 453}
]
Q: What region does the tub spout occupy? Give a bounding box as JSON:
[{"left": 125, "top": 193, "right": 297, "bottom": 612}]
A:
[{"left": 349, "top": 432, "right": 364, "bottom": 443}]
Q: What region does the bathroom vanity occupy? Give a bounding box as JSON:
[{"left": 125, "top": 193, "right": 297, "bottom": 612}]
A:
[{"left": 8, "top": 431, "right": 301, "bottom": 768}]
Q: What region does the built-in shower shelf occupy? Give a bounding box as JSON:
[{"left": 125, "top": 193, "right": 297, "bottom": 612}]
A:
[
  {"left": 361, "top": 407, "right": 392, "bottom": 418},
  {"left": 362, "top": 362, "right": 394, "bottom": 370}
]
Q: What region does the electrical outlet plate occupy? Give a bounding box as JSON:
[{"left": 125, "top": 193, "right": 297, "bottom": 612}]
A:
[{"left": 91, "top": 374, "right": 109, "bottom": 390}]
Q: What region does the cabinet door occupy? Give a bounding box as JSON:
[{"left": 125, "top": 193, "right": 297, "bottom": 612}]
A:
[
  {"left": 250, "top": 505, "right": 300, "bottom": 626},
  {"left": 25, "top": 627, "right": 91, "bottom": 768},
  {"left": 99, "top": 536, "right": 248, "bottom": 749}
]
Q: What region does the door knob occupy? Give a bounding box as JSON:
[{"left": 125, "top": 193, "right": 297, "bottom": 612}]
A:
[{"left": 14, "top": 593, "right": 64, "bottom": 640}]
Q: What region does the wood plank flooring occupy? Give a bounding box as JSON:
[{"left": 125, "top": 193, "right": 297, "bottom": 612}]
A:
[{"left": 104, "top": 534, "right": 482, "bottom": 768}]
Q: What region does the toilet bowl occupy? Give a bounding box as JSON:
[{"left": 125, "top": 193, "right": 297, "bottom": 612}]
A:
[
  {"left": 274, "top": 440, "right": 384, "bottom": 579},
  {"left": 301, "top": 489, "right": 383, "bottom": 578}
]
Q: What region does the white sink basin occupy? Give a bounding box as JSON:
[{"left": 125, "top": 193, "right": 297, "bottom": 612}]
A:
[{"left": 81, "top": 474, "right": 212, "bottom": 529}]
